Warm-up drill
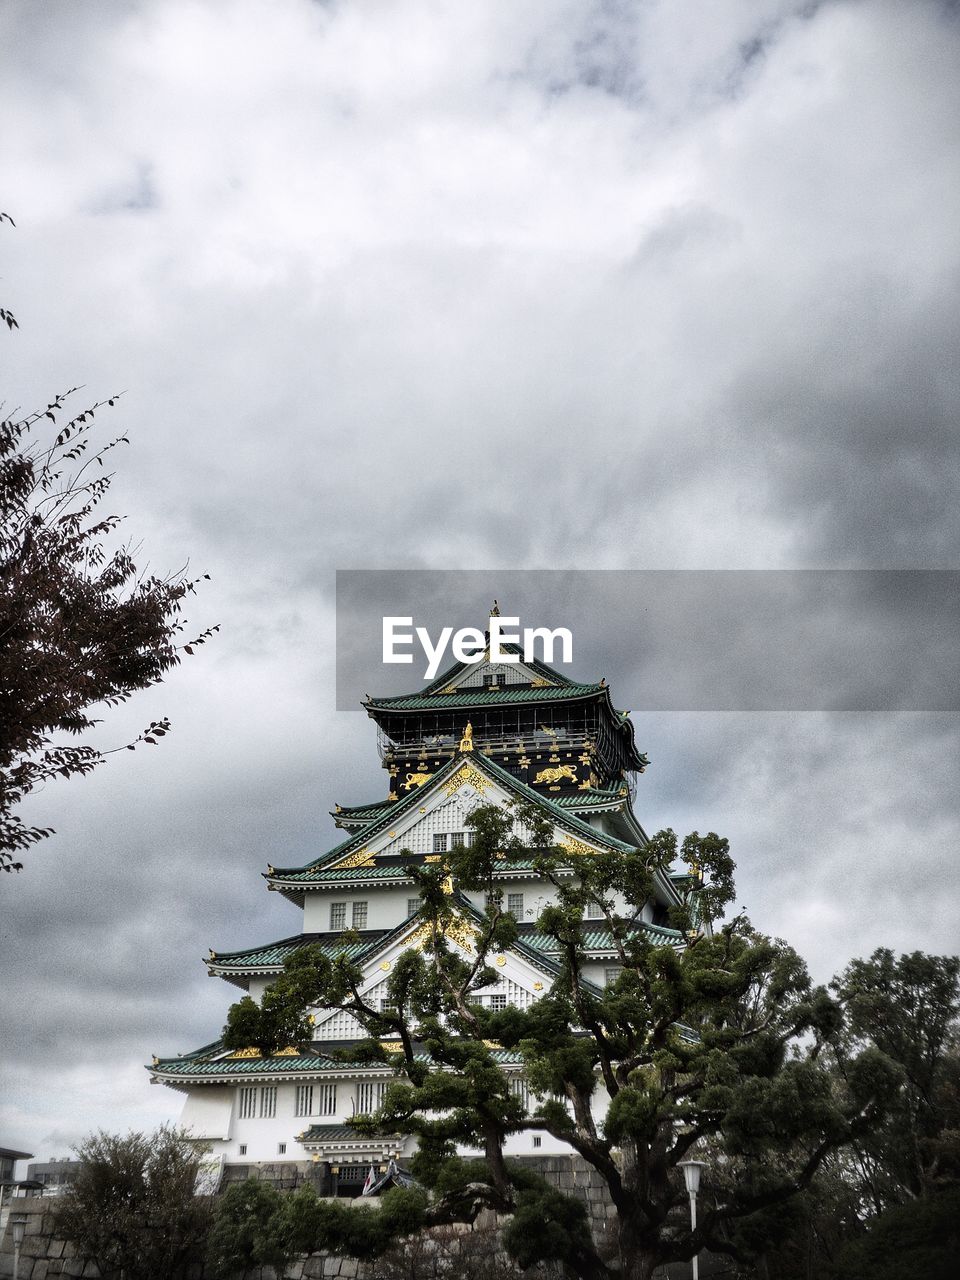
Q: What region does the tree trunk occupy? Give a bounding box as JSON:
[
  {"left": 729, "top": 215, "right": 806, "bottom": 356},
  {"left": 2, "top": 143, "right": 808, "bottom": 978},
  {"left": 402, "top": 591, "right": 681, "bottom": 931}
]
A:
[{"left": 617, "top": 1218, "right": 660, "bottom": 1280}]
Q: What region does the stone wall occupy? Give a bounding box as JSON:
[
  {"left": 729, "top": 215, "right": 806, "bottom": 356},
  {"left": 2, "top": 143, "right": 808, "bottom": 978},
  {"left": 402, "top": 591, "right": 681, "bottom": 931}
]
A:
[{"left": 0, "top": 1156, "right": 709, "bottom": 1279}]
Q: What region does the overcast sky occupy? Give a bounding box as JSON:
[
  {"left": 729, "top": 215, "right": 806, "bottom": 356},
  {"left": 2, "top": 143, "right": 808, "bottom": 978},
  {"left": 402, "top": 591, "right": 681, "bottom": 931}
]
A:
[{"left": 2, "top": 0, "right": 959, "bottom": 1163}]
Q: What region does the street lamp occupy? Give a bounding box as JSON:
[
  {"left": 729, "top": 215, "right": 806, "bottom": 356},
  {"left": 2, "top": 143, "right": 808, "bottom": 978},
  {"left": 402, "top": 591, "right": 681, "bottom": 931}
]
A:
[
  {"left": 678, "top": 1160, "right": 707, "bottom": 1280},
  {"left": 11, "top": 1214, "right": 27, "bottom": 1280}
]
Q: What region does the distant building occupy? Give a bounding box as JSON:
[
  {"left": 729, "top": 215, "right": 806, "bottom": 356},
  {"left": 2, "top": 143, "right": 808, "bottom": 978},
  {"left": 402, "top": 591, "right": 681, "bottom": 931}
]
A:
[
  {"left": 25, "top": 1159, "right": 77, "bottom": 1194},
  {"left": 0, "top": 1148, "right": 33, "bottom": 1183}
]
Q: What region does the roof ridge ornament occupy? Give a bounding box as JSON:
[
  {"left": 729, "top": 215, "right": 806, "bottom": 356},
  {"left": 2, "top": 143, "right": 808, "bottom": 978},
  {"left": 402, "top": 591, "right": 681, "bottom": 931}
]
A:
[
  {"left": 459, "top": 721, "right": 474, "bottom": 753},
  {"left": 490, "top": 600, "right": 500, "bottom": 617}
]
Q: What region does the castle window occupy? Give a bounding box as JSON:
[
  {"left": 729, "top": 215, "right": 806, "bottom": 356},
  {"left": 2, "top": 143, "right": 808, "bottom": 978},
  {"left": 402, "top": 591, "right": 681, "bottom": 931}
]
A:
[
  {"left": 407, "top": 897, "right": 420, "bottom": 917},
  {"left": 277, "top": 1143, "right": 286, "bottom": 1155},
  {"left": 356, "top": 1080, "right": 387, "bottom": 1114},
  {"left": 330, "top": 902, "right": 346, "bottom": 930},
  {"left": 532, "top": 1135, "right": 542, "bottom": 1149},
  {"left": 451, "top": 830, "right": 472, "bottom": 847},
  {"left": 238, "top": 1144, "right": 247, "bottom": 1156},
  {"left": 483, "top": 673, "right": 501, "bottom": 688},
  {"left": 584, "top": 901, "right": 603, "bottom": 920},
  {"left": 317, "top": 1083, "right": 337, "bottom": 1115},
  {"left": 259, "top": 1086, "right": 277, "bottom": 1118},
  {"left": 605, "top": 967, "right": 623, "bottom": 987},
  {"left": 239, "top": 1087, "right": 257, "bottom": 1120},
  {"left": 510, "top": 1077, "right": 530, "bottom": 1111},
  {"left": 507, "top": 892, "right": 524, "bottom": 919},
  {"left": 433, "top": 833, "right": 448, "bottom": 853},
  {"left": 352, "top": 901, "right": 368, "bottom": 929},
  {"left": 488, "top": 993, "right": 507, "bottom": 1011}
]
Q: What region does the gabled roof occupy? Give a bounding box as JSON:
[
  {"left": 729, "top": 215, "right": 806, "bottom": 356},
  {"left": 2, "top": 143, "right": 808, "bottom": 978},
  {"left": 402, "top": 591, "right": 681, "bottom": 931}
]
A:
[
  {"left": 332, "top": 785, "right": 630, "bottom": 829},
  {"left": 267, "top": 749, "right": 639, "bottom": 889},
  {"left": 418, "top": 640, "right": 580, "bottom": 696}
]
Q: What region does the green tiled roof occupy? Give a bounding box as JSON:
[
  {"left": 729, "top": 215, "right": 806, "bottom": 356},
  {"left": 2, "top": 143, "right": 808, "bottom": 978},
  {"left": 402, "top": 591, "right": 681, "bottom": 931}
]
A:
[
  {"left": 517, "top": 921, "right": 683, "bottom": 952},
  {"left": 151, "top": 1044, "right": 524, "bottom": 1081},
  {"left": 334, "top": 801, "right": 392, "bottom": 823},
  {"left": 367, "top": 683, "right": 604, "bottom": 712},
  {"left": 298, "top": 1125, "right": 384, "bottom": 1144},
  {"left": 548, "top": 789, "right": 626, "bottom": 809},
  {"left": 210, "top": 932, "right": 387, "bottom": 970},
  {"left": 153, "top": 1053, "right": 354, "bottom": 1077},
  {"left": 282, "top": 864, "right": 415, "bottom": 884}
]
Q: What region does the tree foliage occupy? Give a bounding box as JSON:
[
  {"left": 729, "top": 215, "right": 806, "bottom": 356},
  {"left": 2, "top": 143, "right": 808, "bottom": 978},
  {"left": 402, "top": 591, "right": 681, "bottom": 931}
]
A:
[
  {"left": 223, "top": 804, "right": 901, "bottom": 1280},
  {"left": 207, "top": 1178, "right": 292, "bottom": 1279},
  {"left": 0, "top": 388, "right": 216, "bottom": 871},
  {"left": 830, "top": 947, "right": 960, "bottom": 1206},
  {"left": 52, "top": 1126, "right": 211, "bottom": 1280}
]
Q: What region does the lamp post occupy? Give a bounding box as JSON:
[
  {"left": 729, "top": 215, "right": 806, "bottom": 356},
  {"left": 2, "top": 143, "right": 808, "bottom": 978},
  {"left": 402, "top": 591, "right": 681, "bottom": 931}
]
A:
[
  {"left": 678, "top": 1160, "right": 707, "bottom": 1280},
  {"left": 11, "top": 1214, "right": 27, "bottom": 1280}
]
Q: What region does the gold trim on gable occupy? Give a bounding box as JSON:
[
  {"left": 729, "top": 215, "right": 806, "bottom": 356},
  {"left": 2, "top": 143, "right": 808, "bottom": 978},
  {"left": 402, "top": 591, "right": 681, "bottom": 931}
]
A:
[
  {"left": 558, "top": 835, "right": 596, "bottom": 858},
  {"left": 333, "top": 848, "right": 375, "bottom": 870},
  {"left": 404, "top": 914, "right": 479, "bottom": 954},
  {"left": 442, "top": 764, "right": 488, "bottom": 797}
]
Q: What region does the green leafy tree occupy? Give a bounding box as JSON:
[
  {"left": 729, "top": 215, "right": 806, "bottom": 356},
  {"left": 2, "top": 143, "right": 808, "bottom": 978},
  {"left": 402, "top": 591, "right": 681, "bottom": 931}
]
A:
[
  {"left": 224, "top": 805, "right": 900, "bottom": 1280},
  {"left": 0, "top": 388, "right": 216, "bottom": 871},
  {"left": 52, "top": 1126, "right": 211, "bottom": 1280},
  {"left": 207, "top": 1178, "right": 292, "bottom": 1279},
  {"left": 829, "top": 948, "right": 960, "bottom": 1207},
  {"left": 829, "top": 1184, "right": 960, "bottom": 1280}
]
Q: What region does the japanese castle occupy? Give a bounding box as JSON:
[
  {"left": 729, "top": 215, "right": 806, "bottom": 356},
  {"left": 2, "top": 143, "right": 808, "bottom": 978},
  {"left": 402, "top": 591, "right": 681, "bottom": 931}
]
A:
[{"left": 150, "top": 620, "right": 698, "bottom": 1192}]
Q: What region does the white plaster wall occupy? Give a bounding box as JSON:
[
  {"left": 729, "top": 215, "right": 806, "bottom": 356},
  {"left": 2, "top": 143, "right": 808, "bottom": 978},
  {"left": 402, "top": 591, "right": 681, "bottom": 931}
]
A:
[
  {"left": 179, "top": 1087, "right": 234, "bottom": 1140},
  {"left": 187, "top": 1075, "right": 612, "bottom": 1164},
  {"left": 303, "top": 887, "right": 418, "bottom": 932}
]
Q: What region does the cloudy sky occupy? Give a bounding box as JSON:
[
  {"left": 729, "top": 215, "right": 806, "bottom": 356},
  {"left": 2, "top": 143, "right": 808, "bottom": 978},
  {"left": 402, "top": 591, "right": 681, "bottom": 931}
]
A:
[{"left": 2, "top": 0, "right": 959, "bottom": 1162}]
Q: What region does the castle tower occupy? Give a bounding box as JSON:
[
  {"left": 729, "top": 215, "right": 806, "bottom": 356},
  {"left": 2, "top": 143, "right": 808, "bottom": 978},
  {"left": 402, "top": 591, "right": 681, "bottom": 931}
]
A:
[{"left": 149, "top": 627, "right": 693, "bottom": 1191}]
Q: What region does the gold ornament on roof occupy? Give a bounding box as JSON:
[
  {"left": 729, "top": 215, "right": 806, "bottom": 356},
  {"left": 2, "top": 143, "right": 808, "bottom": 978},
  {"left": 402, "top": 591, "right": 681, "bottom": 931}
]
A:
[
  {"left": 229, "top": 1047, "right": 263, "bottom": 1059},
  {"left": 490, "top": 600, "right": 501, "bottom": 617},
  {"left": 405, "top": 914, "right": 479, "bottom": 954},
  {"left": 558, "top": 835, "right": 596, "bottom": 858},
  {"left": 334, "top": 848, "right": 375, "bottom": 870},
  {"left": 277, "top": 1046, "right": 299, "bottom": 1056},
  {"left": 459, "top": 722, "right": 475, "bottom": 753},
  {"left": 442, "top": 763, "right": 487, "bottom": 797},
  {"left": 530, "top": 677, "right": 552, "bottom": 687},
  {"left": 533, "top": 982, "right": 544, "bottom": 992}
]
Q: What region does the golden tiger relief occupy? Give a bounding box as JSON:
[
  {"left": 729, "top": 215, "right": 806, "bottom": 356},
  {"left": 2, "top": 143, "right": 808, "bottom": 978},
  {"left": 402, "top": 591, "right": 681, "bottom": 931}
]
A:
[{"left": 533, "top": 764, "right": 577, "bottom": 785}]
